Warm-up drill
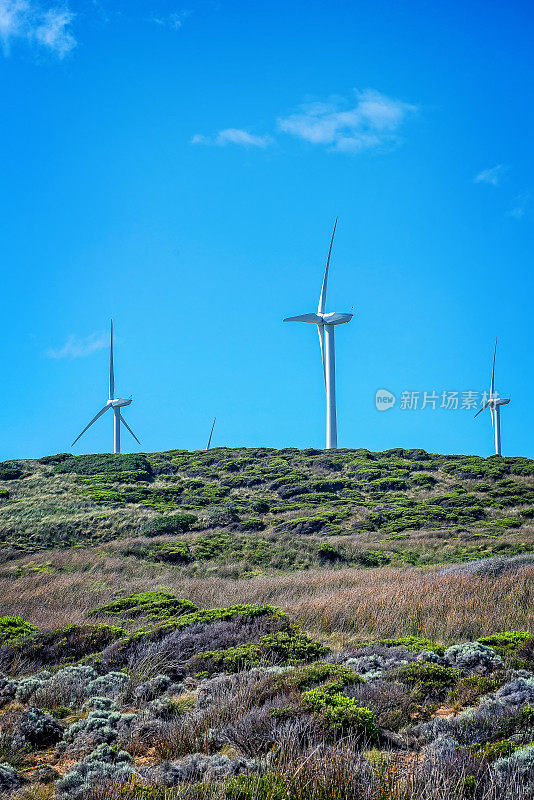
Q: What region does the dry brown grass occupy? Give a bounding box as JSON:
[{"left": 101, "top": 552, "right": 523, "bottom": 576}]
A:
[{"left": 1, "top": 547, "right": 532, "bottom": 645}]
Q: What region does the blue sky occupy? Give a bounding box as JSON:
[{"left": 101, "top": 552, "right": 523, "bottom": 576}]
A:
[{"left": 0, "top": 0, "right": 533, "bottom": 460}]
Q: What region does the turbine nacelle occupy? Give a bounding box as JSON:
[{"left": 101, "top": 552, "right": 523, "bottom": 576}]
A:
[
  {"left": 284, "top": 311, "right": 353, "bottom": 326},
  {"left": 108, "top": 397, "right": 132, "bottom": 408}
]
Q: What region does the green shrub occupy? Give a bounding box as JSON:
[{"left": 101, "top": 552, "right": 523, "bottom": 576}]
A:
[
  {"left": 240, "top": 517, "right": 265, "bottom": 531},
  {"left": 0, "top": 463, "right": 23, "bottom": 480},
  {"left": 108, "top": 604, "right": 288, "bottom": 666},
  {"left": 0, "top": 623, "right": 126, "bottom": 667},
  {"left": 252, "top": 500, "right": 270, "bottom": 513},
  {"left": 302, "top": 683, "right": 379, "bottom": 740},
  {"left": 91, "top": 591, "right": 198, "bottom": 618},
  {"left": 82, "top": 470, "right": 151, "bottom": 485},
  {"left": 38, "top": 453, "right": 71, "bottom": 465},
  {"left": 276, "top": 512, "right": 340, "bottom": 535},
  {"left": 469, "top": 739, "right": 522, "bottom": 761},
  {"left": 127, "top": 597, "right": 197, "bottom": 619},
  {"left": 276, "top": 661, "right": 365, "bottom": 691},
  {"left": 478, "top": 631, "right": 532, "bottom": 654},
  {"left": 0, "top": 615, "right": 39, "bottom": 643},
  {"left": 192, "top": 533, "right": 233, "bottom": 560},
  {"left": 317, "top": 543, "right": 342, "bottom": 563},
  {"left": 82, "top": 486, "right": 125, "bottom": 506},
  {"left": 49, "top": 706, "right": 71, "bottom": 719},
  {"left": 394, "top": 661, "right": 460, "bottom": 700},
  {"left": 476, "top": 517, "right": 523, "bottom": 529},
  {"left": 354, "top": 550, "right": 390, "bottom": 567},
  {"left": 93, "top": 590, "right": 176, "bottom": 613},
  {"left": 509, "top": 459, "right": 534, "bottom": 477},
  {"left": 259, "top": 629, "right": 329, "bottom": 663},
  {"left": 191, "top": 641, "right": 263, "bottom": 672},
  {"left": 149, "top": 542, "right": 193, "bottom": 564},
  {"left": 141, "top": 513, "right": 197, "bottom": 537},
  {"left": 55, "top": 453, "right": 151, "bottom": 477},
  {"left": 191, "top": 628, "right": 328, "bottom": 673},
  {"left": 368, "top": 477, "right": 408, "bottom": 492},
  {"left": 449, "top": 675, "right": 500, "bottom": 705},
  {"left": 410, "top": 473, "right": 437, "bottom": 488}
]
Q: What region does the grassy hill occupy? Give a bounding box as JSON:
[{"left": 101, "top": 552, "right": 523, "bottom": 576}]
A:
[
  {"left": 0, "top": 448, "right": 534, "bottom": 799},
  {"left": 1, "top": 447, "right": 533, "bottom": 566}
]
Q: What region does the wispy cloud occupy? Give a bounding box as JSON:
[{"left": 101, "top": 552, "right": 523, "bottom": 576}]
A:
[
  {"left": 46, "top": 332, "right": 107, "bottom": 359},
  {"left": 191, "top": 89, "right": 416, "bottom": 155},
  {"left": 191, "top": 128, "right": 273, "bottom": 148},
  {"left": 277, "top": 89, "right": 417, "bottom": 152},
  {"left": 474, "top": 164, "right": 506, "bottom": 186},
  {"left": 0, "top": 0, "right": 76, "bottom": 57},
  {"left": 508, "top": 193, "right": 530, "bottom": 219},
  {"left": 152, "top": 10, "right": 189, "bottom": 30}
]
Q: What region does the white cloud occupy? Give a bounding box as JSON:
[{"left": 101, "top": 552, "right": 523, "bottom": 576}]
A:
[
  {"left": 474, "top": 165, "right": 506, "bottom": 186},
  {"left": 0, "top": 0, "right": 76, "bottom": 57},
  {"left": 191, "top": 128, "right": 272, "bottom": 148},
  {"left": 508, "top": 193, "right": 530, "bottom": 219},
  {"left": 152, "top": 10, "right": 189, "bottom": 30},
  {"left": 46, "top": 332, "right": 107, "bottom": 359},
  {"left": 277, "top": 89, "right": 417, "bottom": 152}
]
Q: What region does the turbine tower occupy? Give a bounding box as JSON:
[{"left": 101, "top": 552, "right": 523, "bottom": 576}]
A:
[
  {"left": 71, "top": 320, "right": 140, "bottom": 454},
  {"left": 206, "top": 417, "right": 216, "bottom": 450},
  {"left": 474, "top": 337, "right": 510, "bottom": 456},
  {"left": 283, "top": 219, "right": 353, "bottom": 449}
]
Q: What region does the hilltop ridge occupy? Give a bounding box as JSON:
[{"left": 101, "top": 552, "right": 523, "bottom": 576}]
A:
[{"left": 0, "top": 446, "right": 533, "bottom": 569}]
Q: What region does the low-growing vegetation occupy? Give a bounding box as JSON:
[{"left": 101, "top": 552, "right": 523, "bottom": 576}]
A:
[
  {"left": 0, "top": 593, "right": 531, "bottom": 798},
  {"left": 0, "top": 446, "right": 532, "bottom": 797}
]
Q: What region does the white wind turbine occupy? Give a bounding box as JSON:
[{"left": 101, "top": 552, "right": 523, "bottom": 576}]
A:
[
  {"left": 284, "top": 219, "right": 353, "bottom": 449},
  {"left": 474, "top": 337, "right": 510, "bottom": 456},
  {"left": 71, "top": 320, "right": 141, "bottom": 454}
]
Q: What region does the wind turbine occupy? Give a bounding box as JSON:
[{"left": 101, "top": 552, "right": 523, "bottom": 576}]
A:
[
  {"left": 283, "top": 219, "right": 353, "bottom": 449},
  {"left": 71, "top": 320, "right": 141, "bottom": 454},
  {"left": 206, "top": 417, "right": 216, "bottom": 450},
  {"left": 474, "top": 337, "right": 510, "bottom": 456}
]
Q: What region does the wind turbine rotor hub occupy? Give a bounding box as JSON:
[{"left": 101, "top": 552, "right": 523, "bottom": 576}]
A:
[{"left": 321, "top": 312, "right": 353, "bottom": 325}]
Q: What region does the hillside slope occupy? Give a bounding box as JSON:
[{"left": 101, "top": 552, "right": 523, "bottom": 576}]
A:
[{"left": 1, "top": 447, "right": 533, "bottom": 570}]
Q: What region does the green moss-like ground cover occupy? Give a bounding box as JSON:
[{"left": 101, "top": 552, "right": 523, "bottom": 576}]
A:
[{"left": 0, "top": 448, "right": 532, "bottom": 571}]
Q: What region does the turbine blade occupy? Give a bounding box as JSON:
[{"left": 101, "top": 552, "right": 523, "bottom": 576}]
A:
[
  {"left": 206, "top": 417, "right": 216, "bottom": 450},
  {"left": 283, "top": 313, "right": 322, "bottom": 323},
  {"left": 71, "top": 404, "right": 110, "bottom": 447},
  {"left": 317, "top": 324, "right": 326, "bottom": 387},
  {"left": 109, "top": 319, "right": 115, "bottom": 401},
  {"left": 490, "top": 336, "right": 497, "bottom": 397},
  {"left": 318, "top": 218, "right": 337, "bottom": 314},
  {"left": 119, "top": 413, "right": 140, "bottom": 445},
  {"left": 490, "top": 405, "right": 495, "bottom": 436},
  {"left": 474, "top": 401, "right": 491, "bottom": 418}
]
